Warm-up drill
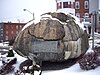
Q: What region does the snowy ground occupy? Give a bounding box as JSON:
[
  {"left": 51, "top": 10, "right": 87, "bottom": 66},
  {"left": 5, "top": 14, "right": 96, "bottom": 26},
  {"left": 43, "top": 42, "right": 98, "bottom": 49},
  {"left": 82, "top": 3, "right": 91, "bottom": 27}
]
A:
[{"left": 0, "top": 35, "right": 100, "bottom": 75}]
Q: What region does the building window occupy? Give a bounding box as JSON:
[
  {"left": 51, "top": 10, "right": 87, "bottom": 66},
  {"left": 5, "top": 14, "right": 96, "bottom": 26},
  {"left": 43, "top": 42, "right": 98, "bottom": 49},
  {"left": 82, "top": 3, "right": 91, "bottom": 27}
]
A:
[
  {"left": 84, "top": 1, "right": 89, "bottom": 9},
  {"left": 16, "top": 31, "right": 18, "bottom": 35},
  {"left": 1, "top": 28, "right": 3, "bottom": 30},
  {"left": 75, "top": 1, "right": 80, "bottom": 9},
  {"left": 6, "top": 35, "right": 8, "bottom": 40},
  {"left": 1, "top": 34, "right": 3, "bottom": 36},
  {"left": 6, "top": 31, "right": 8, "bottom": 35},
  {"left": 11, "top": 31, "right": 14, "bottom": 35},
  {"left": 6, "top": 25, "right": 8, "bottom": 29},
  {"left": 76, "top": 13, "right": 80, "bottom": 18},
  {"left": 57, "top": 2, "right": 62, "bottom": 9},
  {"left": 0, "top": 25, "right": 3, "bottom": 30},
  {"left": 20, "top": 25, "right": 23, "bottom": 29},
  {"left": 1, "top": 30, "right": 3, "bottom": 34},
  {"left": 63, "top": 2, "right": 68, "bottom": 8},
  {"left": 71, "top": 2, "right": 74, "bottom": 8},
  {"left": 16, "top": 25, "right": 18, "bottom": 30},
  {"left": 84, "top": 13, "right": 89, "bottom": 17},
  {"left": 12, "top": 25, "right": 14, "bottom": 31}
]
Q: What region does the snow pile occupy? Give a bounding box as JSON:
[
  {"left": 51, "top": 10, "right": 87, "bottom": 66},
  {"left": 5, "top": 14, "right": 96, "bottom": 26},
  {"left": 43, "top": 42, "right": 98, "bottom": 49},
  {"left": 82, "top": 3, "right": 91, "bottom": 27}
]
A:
[
  {"left": 41, "top": 12, "right": 85, "bottom": 30},
  {"left": 40, "top": 14, "right": 67, "bottom": 25},
  {"left": 0, "top": 46, "right": 100, "bottom": 75},
  {"left": 21, "top": 12, "right": 85, "bottom": 32},
  {"left": 0, "top": 12, "right": 100, "bottom": 75},
  {"left": 43, "top": 63, "right": 100, "bottom": 75}
]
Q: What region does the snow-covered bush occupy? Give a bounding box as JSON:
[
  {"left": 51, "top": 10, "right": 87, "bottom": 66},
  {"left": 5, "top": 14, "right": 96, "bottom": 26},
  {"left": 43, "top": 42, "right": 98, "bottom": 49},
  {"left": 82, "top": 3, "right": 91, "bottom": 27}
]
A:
[
  {"left": 94, "top": 46, "right": 100, "bottom": 66},
  {"left": 78, "top": 47, "right": 100, "bottom": 70},
  {"left": 78, "top": 51, "right": 97, "bottom": 70}
]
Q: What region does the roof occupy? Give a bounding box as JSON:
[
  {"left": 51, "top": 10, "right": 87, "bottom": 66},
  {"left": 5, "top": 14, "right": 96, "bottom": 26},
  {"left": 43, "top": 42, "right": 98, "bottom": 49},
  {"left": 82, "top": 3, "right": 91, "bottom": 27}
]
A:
[{"left": 0, "top": 22, "right": 26, "bottom": 25}]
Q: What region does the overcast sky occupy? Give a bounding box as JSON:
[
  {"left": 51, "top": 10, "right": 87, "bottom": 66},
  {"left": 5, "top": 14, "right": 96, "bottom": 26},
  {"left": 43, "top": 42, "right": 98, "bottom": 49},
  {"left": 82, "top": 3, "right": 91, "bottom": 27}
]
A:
[{"left": 0, "top": 0, "right": 56, "bottom": 23}]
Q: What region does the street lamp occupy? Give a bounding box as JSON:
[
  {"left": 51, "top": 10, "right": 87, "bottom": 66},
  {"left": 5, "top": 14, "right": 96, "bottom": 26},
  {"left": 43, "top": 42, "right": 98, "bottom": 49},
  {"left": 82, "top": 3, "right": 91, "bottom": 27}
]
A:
[{"left": 23, "top": 9, "right": 35, "bottom": 22}]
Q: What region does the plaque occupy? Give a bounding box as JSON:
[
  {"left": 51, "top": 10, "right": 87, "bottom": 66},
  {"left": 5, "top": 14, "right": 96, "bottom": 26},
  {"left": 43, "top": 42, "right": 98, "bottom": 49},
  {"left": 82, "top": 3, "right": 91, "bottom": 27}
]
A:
[{"left": 32, "top": 40, "right": 58, "bottom": 53}]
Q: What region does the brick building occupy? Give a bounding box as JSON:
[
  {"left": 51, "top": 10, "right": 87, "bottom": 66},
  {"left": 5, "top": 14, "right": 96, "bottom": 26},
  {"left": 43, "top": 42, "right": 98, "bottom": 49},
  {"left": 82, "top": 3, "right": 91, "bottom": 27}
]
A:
[
  {"left": 56, "top": 0, "right": 91, "bottom": 22},
  {"left": 56, "top": 0, "right": 75, "bottom": 15},
  {"left": 0, "top": 22, "right": 26, "bottom": 42},
  {"left": 75, "top": 0, "right": 91, "bottom": 22},
  {"left": 56, "top": 0, "right": 100, "bottom": 32}
]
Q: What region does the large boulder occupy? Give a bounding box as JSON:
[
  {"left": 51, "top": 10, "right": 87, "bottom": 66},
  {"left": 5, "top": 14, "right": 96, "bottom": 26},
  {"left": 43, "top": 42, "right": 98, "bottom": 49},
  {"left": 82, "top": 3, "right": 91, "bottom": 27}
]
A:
[
  {"left": 13, "top": 12, "right": 89, "bottom": 62},
  {"left": 29, "top": 20, "right": 65, "bottom": 40}
]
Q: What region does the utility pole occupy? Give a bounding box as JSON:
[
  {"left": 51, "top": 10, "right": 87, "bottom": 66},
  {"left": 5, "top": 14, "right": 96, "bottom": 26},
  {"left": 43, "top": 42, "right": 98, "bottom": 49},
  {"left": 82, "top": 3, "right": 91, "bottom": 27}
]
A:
[{"left": 91, "top": 11, "right": 96, "bottom": 50}]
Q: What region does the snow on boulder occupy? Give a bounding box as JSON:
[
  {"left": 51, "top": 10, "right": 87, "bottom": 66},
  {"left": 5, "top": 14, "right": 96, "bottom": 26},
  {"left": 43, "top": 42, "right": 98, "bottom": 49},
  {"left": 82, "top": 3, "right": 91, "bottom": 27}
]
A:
[
  {"left": 13, "top": 12, "right": 89, "bottom": 62},
  {"left": 29, "top": 19, "right": 65, "bottom": 40}
]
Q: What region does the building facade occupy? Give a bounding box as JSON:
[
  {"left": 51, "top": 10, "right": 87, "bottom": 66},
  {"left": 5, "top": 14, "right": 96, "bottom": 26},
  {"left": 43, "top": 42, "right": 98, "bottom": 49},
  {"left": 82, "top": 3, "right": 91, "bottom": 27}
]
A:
[
  {"left": 56, "top": 0, "right": 90, "bottom": 21},
  {"left": 0, "top": 22, "right": 26, "bottom": 42},
  {"left": 56, "top": 0, "right": 100, "bottom": 33},
  {"left": 75, "top": 0, "right": 91, "bottom": 22},
  {"left": 56, "top": 0, "right": 75, "bottom": 15},
  {"left": 0, "top": 23, "right": 3, "bottom": 42}
]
